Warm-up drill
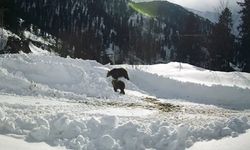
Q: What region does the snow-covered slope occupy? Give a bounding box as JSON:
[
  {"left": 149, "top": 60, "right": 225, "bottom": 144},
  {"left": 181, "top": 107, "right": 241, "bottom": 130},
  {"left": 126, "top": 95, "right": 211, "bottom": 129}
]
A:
[
  {"left": 187, "top": 8, "right": 218, "bottom": 23},
  {"left": 0, "top": 28, "right": 21, "bottom": 51},
  {"left": 119, "top": 63, "right": 250, "bottom": 109},
  {"left": 134, "top": 0, "right": 240, "bottom": 12},
  {"left": 0, "top": 52, "right": 250, "bottom": 150},
  {"left": 130, "top": 63, "right": 250, "bottom": 88}
]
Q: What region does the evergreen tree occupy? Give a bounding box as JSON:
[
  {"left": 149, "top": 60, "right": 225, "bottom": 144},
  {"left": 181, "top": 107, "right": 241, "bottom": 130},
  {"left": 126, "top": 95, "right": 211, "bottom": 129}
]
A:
[
  {"left": 238, "top": 0, "right": 250, "bottom": 72},
  {"left": 209, "top": 7, "right": 235, "bottom": 71},
  {"left": 3, "top": 0, "right": 18, "bottom": 32},
  {"left": 176, "top": 14, "right": 203, "bottom": 66}
]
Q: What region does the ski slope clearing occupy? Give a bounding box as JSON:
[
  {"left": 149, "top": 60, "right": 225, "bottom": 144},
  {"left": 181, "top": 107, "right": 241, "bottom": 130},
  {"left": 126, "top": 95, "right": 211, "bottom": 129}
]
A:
[{"left": 0, "top": 51, "right": 250, "bottom": 150}]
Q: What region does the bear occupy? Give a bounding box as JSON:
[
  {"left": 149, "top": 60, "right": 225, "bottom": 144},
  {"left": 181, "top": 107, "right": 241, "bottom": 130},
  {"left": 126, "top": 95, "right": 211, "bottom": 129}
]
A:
[
  {"left": 112, "top": 79, "right": 125, "bottom": 94},
  {"left": 107, "top": 68, "right": 129, "bottom": 80}
]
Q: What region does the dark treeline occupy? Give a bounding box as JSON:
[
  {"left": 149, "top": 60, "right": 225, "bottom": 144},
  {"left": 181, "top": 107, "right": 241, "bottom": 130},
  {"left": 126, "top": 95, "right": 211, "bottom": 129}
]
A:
[
  {"left": 208, "top": 0, "right": 250, "bottom": 72},
  {"left": 238, "top": 0, "right": 250, "bottom": 72},
  {"left": 1, "top": 0, "right": 249, "bottom": 72}
]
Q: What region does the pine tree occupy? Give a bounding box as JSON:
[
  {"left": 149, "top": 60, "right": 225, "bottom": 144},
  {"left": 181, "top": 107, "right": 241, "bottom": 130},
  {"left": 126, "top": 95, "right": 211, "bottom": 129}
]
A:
[
  {"left": 176, "top": 14, "right": 203, "bottom": 66},
  {"left": 238, "top": 0, "right": 250, "bottom": 72},
  {"left": 209, "top": 7, "right": 235, "bottom": 71}
]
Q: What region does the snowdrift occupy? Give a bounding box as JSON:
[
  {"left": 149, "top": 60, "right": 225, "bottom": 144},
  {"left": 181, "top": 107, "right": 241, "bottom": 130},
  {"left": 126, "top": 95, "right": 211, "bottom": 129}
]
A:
[
  {"left": 0, "top": 54, "right": 117, "bottom": 99},
  {"left": 0, "top": 53, "right": 250, "bottom": 109},
  {"left": 129, "top": 67, "right": 250, "bottom": 109}
]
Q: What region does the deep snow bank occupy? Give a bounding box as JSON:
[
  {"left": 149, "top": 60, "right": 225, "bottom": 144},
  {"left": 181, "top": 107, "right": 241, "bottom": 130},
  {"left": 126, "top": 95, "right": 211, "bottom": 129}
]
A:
[
  {"left": 0, "top": 54, "right": 123, "bottom": 100},
  {"left": 1, "top": 53, "right": 250, "bottom": 108},
  {"left": 126, "top": 62, "right": 250, "bottom": 88},
  {"left": 129, "top": 69, "right": 250, "bottom": 109},
  {"left": 117, "top": 63, "right": 250, "bottom": 109}
]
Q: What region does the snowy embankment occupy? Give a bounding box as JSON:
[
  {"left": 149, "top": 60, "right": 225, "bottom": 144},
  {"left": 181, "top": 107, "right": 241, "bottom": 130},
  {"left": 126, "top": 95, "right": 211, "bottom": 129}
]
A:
[
  {"left": 0, "top": 51, "right": 250, "bottom": 150},
  {"left": 1, "top": 53, "right": 250, "bottom": 108},
  {"left": 126, "top": 64, "right": 250, "bottom": 109}
]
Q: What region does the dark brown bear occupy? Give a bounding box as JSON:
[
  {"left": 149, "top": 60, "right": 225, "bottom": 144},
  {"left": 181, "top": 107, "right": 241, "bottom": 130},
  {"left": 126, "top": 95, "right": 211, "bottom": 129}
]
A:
[
  {"left": 107, "top": 68, "right": 129, "bottom": 80},
  {"left": 112, "top": 79, "right": 125, "bottom": 94}
]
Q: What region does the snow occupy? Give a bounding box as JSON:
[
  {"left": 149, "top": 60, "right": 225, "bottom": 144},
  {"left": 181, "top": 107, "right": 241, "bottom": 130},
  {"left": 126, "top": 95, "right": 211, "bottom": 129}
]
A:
[
  {"left": 0, "top": 28, "right": 21, "bottom": 51},
  {"left": 119, "top": 63, "right": 250, "bottom": 109},
  {"left": 0, "top": 135, "right": 64, "bottom": 150},
  {"left": 134, "top": 0, "right": 240, "bottom": 12},
  {"left": 188, "top": 129, "right": 250, "bottom": 150},
  {"left": 23, "top": 30, "right": 56, "bottom": 46},
  {"left": 29, "top": 42, "right": 51, "bottom": 55},
  {"left": 0, "top": 54, "right": 118, "bottom": 99},
  {"left": 129, "top": 63, "right": 250, "bottom": 88},
  {"left": 0, "top": 50, "right": 250, "bottom": 149},
  {"left": 0, "top": 28, "right": 8, "bottom": 51}
]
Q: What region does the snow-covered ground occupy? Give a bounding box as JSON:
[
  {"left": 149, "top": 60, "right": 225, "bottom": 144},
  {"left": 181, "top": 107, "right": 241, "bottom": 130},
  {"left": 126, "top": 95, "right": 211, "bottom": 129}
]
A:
[
  {"left": 0, "top": 134, "right": 64, "bottom": 150},
  {"left": 188, "top": 129, "right": 250, "bottom": 150},
  {"left": 0, "top": 43, "right": 250, "bottom": 149}
]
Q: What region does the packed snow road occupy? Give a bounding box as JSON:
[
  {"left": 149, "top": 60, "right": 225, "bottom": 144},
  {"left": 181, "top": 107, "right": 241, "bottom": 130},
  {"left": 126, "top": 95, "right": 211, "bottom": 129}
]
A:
[{"left": 1, "top": 53, "right": 250, "bottom": 150}]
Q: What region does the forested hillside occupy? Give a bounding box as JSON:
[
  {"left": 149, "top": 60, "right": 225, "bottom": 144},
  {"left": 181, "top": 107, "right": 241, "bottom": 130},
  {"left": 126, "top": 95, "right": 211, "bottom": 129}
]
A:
[
  {"left": 1, "top": 0, "right": 212, "bottom": 66},
  {"left": 4, "top": 0, "right": 249, "bottom": 72}
]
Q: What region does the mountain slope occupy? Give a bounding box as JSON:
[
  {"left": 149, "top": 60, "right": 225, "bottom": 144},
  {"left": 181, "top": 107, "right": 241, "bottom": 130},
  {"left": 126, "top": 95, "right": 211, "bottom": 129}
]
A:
[
  {"left": 130, "top": 1, "right": 196, "bottom": 18},
  {"left": 2, "top": 0, "right": 212, "bottom": 65}
]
